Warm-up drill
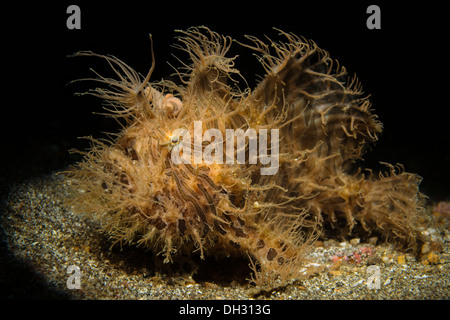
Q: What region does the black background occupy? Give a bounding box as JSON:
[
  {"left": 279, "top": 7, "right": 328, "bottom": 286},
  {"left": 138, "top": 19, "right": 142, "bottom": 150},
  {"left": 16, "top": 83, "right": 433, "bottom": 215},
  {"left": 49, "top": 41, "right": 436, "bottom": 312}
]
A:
[{"left": 2, "top": 1, "right": 448, "bottom": 201}]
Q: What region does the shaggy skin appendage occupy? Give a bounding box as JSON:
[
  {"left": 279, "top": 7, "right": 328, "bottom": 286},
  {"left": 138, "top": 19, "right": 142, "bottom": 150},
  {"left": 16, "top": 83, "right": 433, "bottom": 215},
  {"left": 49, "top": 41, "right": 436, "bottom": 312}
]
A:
[{"left": 66, "top": 27, "right": 426, "bottom": 286}]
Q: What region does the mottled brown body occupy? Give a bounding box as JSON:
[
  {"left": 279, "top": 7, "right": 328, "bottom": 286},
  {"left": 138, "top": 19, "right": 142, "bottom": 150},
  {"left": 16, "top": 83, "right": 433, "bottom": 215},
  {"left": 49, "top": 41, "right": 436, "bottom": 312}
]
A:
[{"left": 66, "top": 27, "right": 425, "bottom": 285}]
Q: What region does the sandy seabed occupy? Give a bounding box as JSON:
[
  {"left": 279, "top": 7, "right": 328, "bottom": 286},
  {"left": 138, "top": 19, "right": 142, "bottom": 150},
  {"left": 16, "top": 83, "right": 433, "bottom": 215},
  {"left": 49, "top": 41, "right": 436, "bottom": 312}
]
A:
[{"left": 1, "top": 173, "right": 449, "bottom": 300}]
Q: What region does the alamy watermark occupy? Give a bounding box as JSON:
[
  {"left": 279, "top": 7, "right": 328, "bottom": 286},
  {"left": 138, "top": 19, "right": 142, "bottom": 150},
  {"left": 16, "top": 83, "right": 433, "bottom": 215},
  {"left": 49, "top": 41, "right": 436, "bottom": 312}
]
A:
[
  {"left": 366, "top": 5, "right": 381, "bottom": 29},
  {"left": 366, "top": 265, "right": 381, "bottom": 289},
  {"left": 67, "top": 5, "right": 380, "bottom": 31},
  {"left": 169, "top": 121, "right": 279, "bottom": 175},
  {"left": 66, "top": 265, "right": 81, "bottom": 289},
  {"left": 66, "top": 5, "right": 81, "bottom": 30}
]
